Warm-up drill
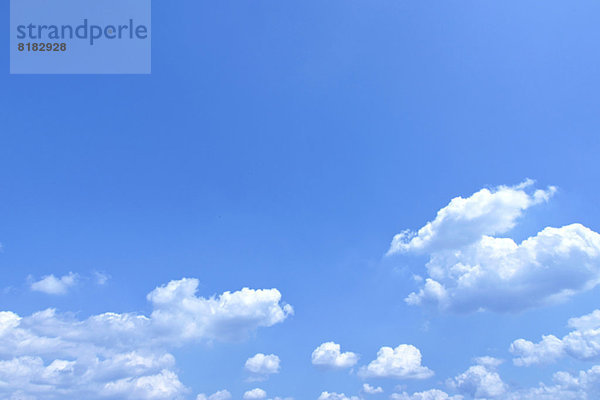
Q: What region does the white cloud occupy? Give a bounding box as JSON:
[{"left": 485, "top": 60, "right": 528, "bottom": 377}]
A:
[
  {"left": 390, "top": 389, "right": 463, "bottom": 400},
  {"left": 504, "top": 364, "right": 600, "bottom": 400},
  {"left": 362, "top": 383, "right": 383, "bottom": 394},
  {"left": 197, "top": 390, "right": 232, "bottom": 400},
  {"left": 510, "top": 309, "right": 600, "bottom": 366},
  {"left": 30, "top": 273, "right": 78, "bottom": 295},
  {"left": 102, "top": 369, "right": 187, "bottom": 399},
  {"left": 412, "top": 362, "right": 600, "bottom": 400},
  {"left": 0, "top": 278, "right": 292, "bottom": 399},
  {"left": 389, "top": 181, "right": 600, "bottom": 312},
  {"left": 245, "top": 353, "right": 281, "bottom": 380},
  {"left": 317, "top": 392, "right": 360, "bottom": 400},
  {"left": 358, "top": 345, "right": 434, "bottom": 380},
  {"left": 149, "top": 279, "right": 293, "bottom": 342},
  {"left": 449, "top": 364, "right": 507, "bottom": 399},
  {"left": 244, "top": 388, "right": 267, "bottom": 400},
  {"left": 473, "top": 356, "right": 503, "bottom": 368},
  {"left": 510, "top": 335, "right": 565, "bottom": 366},
  {"left": 312, "top": 342, "right": 359, "bottom": 369},
  {"left": 388, "top": 180, "right": 554, "bottom": 255}
]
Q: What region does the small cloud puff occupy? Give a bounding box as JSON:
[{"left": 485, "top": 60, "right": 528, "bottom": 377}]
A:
[
  {"left": 473, "top": 356, "right": 503, "bottom": 368},
  {"left": 317, "top": 392, "right": 360, "bottom": 400},
  {"left": 448, "top": 364, "right": 507, "bottom": 399},
  {"left": 358, "top": 345, "right": 434, "bottom": 380},
  {"left": 244, "top": 388, "right": 267, "bottom": 400},
  {"left": 197, "top": 390, "right": 232, "bottom": 400},
  {"left": 362, "top": 383, "right": 383, "bottom": 394},
  {"left": 245, "top": 353, "right": 281, "bottom": 381},
  {"left": 311, "top": 342, "right": 359, "bottom": 369},
  {"left": 93, "top": 271, "right": 110, "bottom": 285},
  {"left": 30, "top": 272, "right": 78, "bottom": 295}
]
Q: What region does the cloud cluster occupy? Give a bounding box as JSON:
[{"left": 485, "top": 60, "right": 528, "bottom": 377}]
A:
[
  {"left": 317, "top": 392, "right": 360, "bottom": 400},
  {"left": 358, "top": 345, "right": 433, "bottom": 380},
  {"left": 311, "top": 342, "right": 359, "bottom": 369},
  {"left": 389, "top": 181, "right": 600, "bottom": 312},
  {"left": 505, "top": 365, "right": 600, "bottom": 400},
  {"left": 510, "top": 309, "right": 600, "bottom": 366},
  {"left": 390, "top": 389, "right": 463, "bottom": 400},
  {"left": 401, "top": 359, "right": 600, "bottom": 400},
  {"left": 0, "top": 278, "right": 293, "bottom": 399}
]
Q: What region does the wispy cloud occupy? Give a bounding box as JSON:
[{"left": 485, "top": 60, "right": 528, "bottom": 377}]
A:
[{"left": 29, "top": 272, "right": 78, "bottom": 295}]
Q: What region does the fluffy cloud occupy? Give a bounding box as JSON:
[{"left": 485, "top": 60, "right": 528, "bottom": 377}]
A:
[
  {"left": 29, "top": 273, "right": 78, "bottom": 295},
  {"left": 245, "top": 353, "right": 281, "bottom": 380},
  {"left": 390, "top": 389, "right": 463, "bottom": 400},
  {"left": 197, "top": 390, "right": 232, "bottom": 400},
  {"left": 244, "top": 388, "right": 267, "bottom": 400},
  {"left": 102, "top": 369, "right": 186, "bottom": 399},
  {"left": 149, "top": 280, "right": 293, "bottom": 342},
  {"left": 412, "top": 362, "right": 600, "bottom": 400},
  {"left": 317, "top": 392, "right": 360, "bottom": 400},
  {"left": 0, "top": 278, "right": 292, "bottom": 399},
  {"left": 0, "top": 353, "right": 185, "bottom": 400},
  {"left": 358, "top": 345, "right": 433, "bottom": 380},
  {"left": 389, "top": 180, "right": 555, "bottom": 255},
  {"left": 362, "top": 383, "right": 383, "bottom": 394},
  {"left": 311, "top": 342, "right": 359, "bottom": 369},
  {"left": 510, "top": 309, "right": 600, "bottom": 366},
  {"left": 504, "top": 365, "right": 600, "bottom": 400},
  {"left": 448, "top": 363, "right": 507, "bottom": 399},
  {"left": 389, "top": 181, "right": 600, "bottom": 312}
]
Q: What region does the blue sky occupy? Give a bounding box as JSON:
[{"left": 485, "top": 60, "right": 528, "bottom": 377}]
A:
[{"left": 2, "top": 1, "right": 600, "bottom": 399}]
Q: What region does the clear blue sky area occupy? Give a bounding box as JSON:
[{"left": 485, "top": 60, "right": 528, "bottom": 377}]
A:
[{"left": 1, "top": 1, "right": 600, "bottom": 399}]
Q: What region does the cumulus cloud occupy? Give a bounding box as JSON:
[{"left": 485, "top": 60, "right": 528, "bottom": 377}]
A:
[
  {"left": 358, "top": 345, "right": 434, "bottom": 380},
  {"left": 390, "top": 389, "right": 463, "bottom": 400},
  {"left": 149, "top": 280, "right": 293, "bottom": 342},
  {"left": 102, "top": 369, "right": 186, "bottom": 399},
  {"left": 0, "top": 278, "right": 292, "bottom": 399},
  {"left": 311, "top": 342, "right": 359, "bottom": 369},
  {"left": 197, "top": 390, "right": 232, "bottom": 400},
  {"left": 30, "top": 273, "right": 78, "bottom": 295},
  {"left": 317, "top": 392, "right": 360, "bottom": 400},
  {"left": 388, "top": 181, "right": 600, "bottom": 313},
  {"left": 504, "top": 364, "right": 600, "bottom": 400},
  {"left": 412, "top": 361, "right": 600, "bottom": 400},
  {"left": 362, "top": 383, "right": 383, "bottom": 394},
  {"left": 388, "top": 180, "right": 554, "bottom": 255},
  {"left": 510, "top": 309, "right": 600, "bottom": 366},
  {"left": 244, "top": 388, "right": 267, "bottom": 400},
  {"left": 448, "top": 363, "right": 507, "bottom": 399},
  {"left": 510, "top": 335, "right": 565, "bottom": 366},
  {"left": 245, "top": 353, "right": 281, "bottom": 380}
]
